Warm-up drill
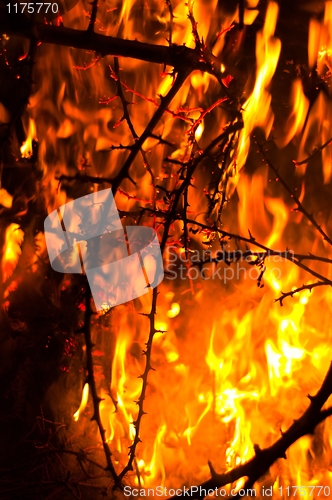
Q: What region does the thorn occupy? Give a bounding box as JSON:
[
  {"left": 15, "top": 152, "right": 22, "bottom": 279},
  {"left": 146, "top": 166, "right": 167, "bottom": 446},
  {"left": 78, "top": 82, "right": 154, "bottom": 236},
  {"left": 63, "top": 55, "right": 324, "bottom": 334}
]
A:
[
  {"left": 207, "top": 460, "right": 218, "bottom": 478},
  {"left": 254, "top": 444, "right": 262, "bottom": 455}
]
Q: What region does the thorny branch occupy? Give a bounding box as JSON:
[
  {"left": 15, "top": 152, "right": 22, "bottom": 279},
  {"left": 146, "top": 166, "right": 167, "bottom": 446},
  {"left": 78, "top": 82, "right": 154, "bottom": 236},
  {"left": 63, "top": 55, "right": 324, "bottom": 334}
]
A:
[
  {"left": 169, "top": 362, "right": 332, "bottom": 500},
  {"left": 82, "top": 285, "right": 119, "bottom": 485},
  {"left": 112, "top": 58, "right": 156, "bottom": 207},
  {"left": 0, "top": 22, "right": 233, "bottom": 81},
  {"left": 177, "top": 219, "right": 332, "bottom": 300},
  {"left": 118, "top": 288, "right": 158, "bottom": 480},
  {"left": 71, "top": 68, "right": 194, "bottom": 487},
  {"left": 110, "top": 69, "right": 191, "bottom": 194}
]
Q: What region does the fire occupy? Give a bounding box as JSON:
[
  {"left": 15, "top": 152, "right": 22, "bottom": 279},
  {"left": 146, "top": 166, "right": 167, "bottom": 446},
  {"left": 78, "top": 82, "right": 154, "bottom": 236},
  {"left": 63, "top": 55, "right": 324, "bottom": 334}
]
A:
[
  {"left": 298, "top": 1, "right": 332, "bottom": 182},
  {"left": 73, "top": 382, "right": 89, "bottom": 422},
  {"left": 277, "top": 79, "right": 309, "bottom": 148},
  {"left": 3, "top": 0, "right": 332, "bottom": 496},
  {"left": 231, "top": 1, "right": 281, "bottom": 179}
]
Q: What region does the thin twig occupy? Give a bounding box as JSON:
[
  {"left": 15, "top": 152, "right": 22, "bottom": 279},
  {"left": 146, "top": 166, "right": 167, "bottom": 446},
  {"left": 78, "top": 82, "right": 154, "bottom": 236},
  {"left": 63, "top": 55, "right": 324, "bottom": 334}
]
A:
[
  {"left": 275, "top": 282, "right": 328, "bottom": 305},
  {"left": 238, "top": 0, "right": 245, "bottom": 31},
  {"left": 160, "top": 120, "right": 243, "bottom": 251},
  {"left": 182, "top": 217, "right": 332, "bottom": 291},
  {"left": 111, "top": 69, "right": 191, "bottom": 194},
  {"left": 256, "top": 140, "right": 332, "bottom": 246},
  {"left": 165, "top": 0, "right": 174, "bottom": 46},
  {"left": 295, "top": 137, "right": 332, "bottom": 166},
  {"left": 113, "top": 58, "right": 156, "bottom": 206},
  {"left": 88, "top": 0, "right": 99, "bottom": 33}
]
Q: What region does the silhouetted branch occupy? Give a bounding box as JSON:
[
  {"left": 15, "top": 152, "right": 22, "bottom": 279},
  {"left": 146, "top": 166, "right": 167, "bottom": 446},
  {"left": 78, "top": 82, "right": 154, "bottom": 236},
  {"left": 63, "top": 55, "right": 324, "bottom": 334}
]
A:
[
  {"left": 294, "top": 137, "right": 332, "bottom": 166},
  {"left": 275, "top": 282, "right": 328, "bottom": 305},
  {"left": 82, "top": 285, "right": 119, "bottom": 486},
  {"left": 169, "top": 362, "right": 332, "bottom": 500},
  {"left": 118, "top": 287, "right": 159, "bottom": 480},
  {"left": 178, "top": 218, "right": 332, "bottom": 301},
  {"left": 88, "top": 0, "right": 99, "bottom": 33},
  {"left": 166, "top": 0, "right": 174, "bottom": 45},
  {"left": 112, "top": 58, "right": 156, "bottom": 200},
  {"left": 111, "top": 69, "right": 191, "bottom": 194},
  {"left": 238, "top": 0, "right": 245, "bottom": 31},
  {"left": 160, "top": 120, "right": 243, "bottom": 250},
  {"left": 0, "top": 22, "right": 232, "bottom": 80}
]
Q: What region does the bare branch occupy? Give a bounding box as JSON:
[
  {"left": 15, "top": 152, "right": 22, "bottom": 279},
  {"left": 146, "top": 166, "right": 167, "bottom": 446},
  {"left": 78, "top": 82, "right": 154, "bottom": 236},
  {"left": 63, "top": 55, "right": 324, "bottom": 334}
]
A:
[
  {"left": 88, "top": 0, "right": 99, "bottom": 33},
  {"left": 294, "top": 137, "right": 332, "bottom": 166},
  {"left": 0, "top": 23, "right": 232, "bottom": 80},
  {"left": 169, "top": 362, "right": 332, "bottom": 500},
  {"left": 118, "top": 288, "right": 158, "bottom": 480},
  {"left": 82, "top": 285, "right": 119, "bottom": 486}
]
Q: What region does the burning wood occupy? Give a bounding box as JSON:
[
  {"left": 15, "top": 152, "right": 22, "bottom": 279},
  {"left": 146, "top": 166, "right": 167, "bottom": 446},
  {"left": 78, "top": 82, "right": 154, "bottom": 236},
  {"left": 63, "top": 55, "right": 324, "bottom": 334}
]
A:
[{"left": 1, "top": 0, "right": 332, "bottom": 498}]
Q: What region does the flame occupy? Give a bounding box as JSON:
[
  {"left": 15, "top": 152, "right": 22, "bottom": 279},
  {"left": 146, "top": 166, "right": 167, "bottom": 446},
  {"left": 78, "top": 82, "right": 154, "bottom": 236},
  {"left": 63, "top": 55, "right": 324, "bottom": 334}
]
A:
[
  {"left": 167, "top": 302, "right": 180, "bottom": 318},
  {"left": 73, "top": 383, "right": 89, "bottom": 422},
  {"left": 1, "top": 224, "right": 24, "bottom": 282},
  {"left": 316, "top": 2, "right": 332, "bottom": 76},
  {"left": 20, "top": 118, "right": 37, "bottom": 158},
  {"left": 277, "top": 79, "right": 309, "bottom": 148},
  {"left": 0, "top": 188, "right": 13, "bottom": 209},
  {"left": 231, "top": 2, "right": 281, "bottom": 179},
  {"left": 298, "top": 1, "right": 332, "bottom": 181}
]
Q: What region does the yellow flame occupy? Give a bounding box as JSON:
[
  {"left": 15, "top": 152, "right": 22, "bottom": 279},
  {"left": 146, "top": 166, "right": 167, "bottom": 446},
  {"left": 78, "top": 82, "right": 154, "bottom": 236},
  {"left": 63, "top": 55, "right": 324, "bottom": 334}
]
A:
[
  {"left": 20, "top": 118, "right": 37, "bottom": 158},
  {"left": 232, "top": 1, "right": 281, "bottom": 178},
  {"left": 277, "top": 79, "right": 309, "bottom": 147},
  {"left": 73, "top": 383, "right": 89, "bottom": 422},
  {"left": 167, "top": 302, "right": 180, "bottom": 318}
]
